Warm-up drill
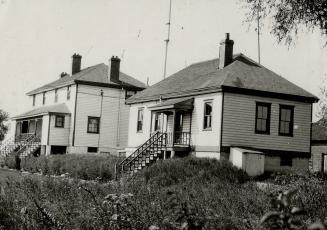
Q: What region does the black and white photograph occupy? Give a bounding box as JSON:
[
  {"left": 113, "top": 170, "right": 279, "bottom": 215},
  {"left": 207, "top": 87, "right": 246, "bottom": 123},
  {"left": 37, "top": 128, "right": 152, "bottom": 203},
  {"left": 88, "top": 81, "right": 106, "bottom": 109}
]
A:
[{"left": 0, "top": 0, "right": 327, "bottom": 229}]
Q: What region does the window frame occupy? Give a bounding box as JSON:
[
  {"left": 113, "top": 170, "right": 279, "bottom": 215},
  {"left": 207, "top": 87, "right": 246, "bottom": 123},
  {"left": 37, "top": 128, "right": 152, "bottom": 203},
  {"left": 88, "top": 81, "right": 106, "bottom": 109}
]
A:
[
  {"left": 137, "top": 108, "right": 144, "bottom": 133},
  {"left": 55, "top": 115, "right": 65, "bottom": 128},
  {"left": 255, "top": 102, "right": 271, "bottom": 135},
  {"left": 42, "top": 92, "right": 46, "bottom": 105},
  {"left": 203, "top": 100, "right": 213, "bottom": 131},
  {"left": 278, "top": 104, "right": 294, "bottom": 137},
  {"left": 32, "top": 95, "right": 36, "bottom": 107},
  {"left": 54, "top": 89, "right": 58, "bottom": 103},
  {"left": 87, "top": 116, "right": 100, "bottom": 134},
  {"left": 67, "top": 86, "right": 71, "bottom": 100}
]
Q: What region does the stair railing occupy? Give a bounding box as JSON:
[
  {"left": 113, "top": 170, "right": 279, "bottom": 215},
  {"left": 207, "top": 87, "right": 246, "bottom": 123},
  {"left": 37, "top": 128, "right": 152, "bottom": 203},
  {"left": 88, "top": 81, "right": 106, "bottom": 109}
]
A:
[
  {"left": 115, "top": 132, "right": 167, "bottom": 178},
  {"left": 15, "top": 134, "right": 40, "bottom": 158},
  {"left": 122, "top": 132, "right": 166, "bottom": 172}
]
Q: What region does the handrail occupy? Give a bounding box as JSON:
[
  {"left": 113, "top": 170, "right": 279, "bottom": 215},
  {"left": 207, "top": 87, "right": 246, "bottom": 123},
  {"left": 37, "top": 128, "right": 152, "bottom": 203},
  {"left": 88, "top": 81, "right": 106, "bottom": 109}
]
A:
[
  {"left": 122, "top": 132, "right": 166, "bottom": 170},
  {"left": 15, "top": 134, "right": 40, "bottom": 155},
  {"left": 118, "top": 131, "right": 160, "bottom": 166}
]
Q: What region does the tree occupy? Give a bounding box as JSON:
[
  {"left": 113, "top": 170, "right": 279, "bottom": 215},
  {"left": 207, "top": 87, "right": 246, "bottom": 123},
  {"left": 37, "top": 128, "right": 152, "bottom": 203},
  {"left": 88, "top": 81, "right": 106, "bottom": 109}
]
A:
[
  {"left": 243, "top": 0, "right": 327, "bottom": 44},
  {"left": 317, "top": 75, "right": 327, "bottom": 119},
  {"left": 0, "top": 109, "right": 9, "bottom": 142}
]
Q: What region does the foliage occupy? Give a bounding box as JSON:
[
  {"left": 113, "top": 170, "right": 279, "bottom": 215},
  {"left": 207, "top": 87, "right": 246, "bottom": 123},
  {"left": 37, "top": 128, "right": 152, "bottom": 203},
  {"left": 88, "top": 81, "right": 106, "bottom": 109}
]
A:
[
  {"left": 242, "top": 0, "right": 327, "bottom": 45},
  {"left": 316, "top": 76, "right": 327, "bottom": 119},
  {"left": 0, "top": 109, "right": 9, "bottom": 142},
  {"left": 6, "top": 154, "right": 123, "bottom": 182}
]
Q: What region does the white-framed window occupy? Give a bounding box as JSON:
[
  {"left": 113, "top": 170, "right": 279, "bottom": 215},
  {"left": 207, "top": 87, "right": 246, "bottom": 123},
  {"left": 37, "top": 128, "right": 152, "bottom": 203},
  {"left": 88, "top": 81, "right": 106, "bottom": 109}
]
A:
[
  {"left": 67, "top": 86, "right": 71, "bottom": 100},
  {"left": 203, "top": 101, "right": 213, "bottom": 130},
  {"left": 54, "top": 89, "right": 58, "bottom": 103},
  {"left": 137, "top": 108, "right": 144, "bottom": 132}
]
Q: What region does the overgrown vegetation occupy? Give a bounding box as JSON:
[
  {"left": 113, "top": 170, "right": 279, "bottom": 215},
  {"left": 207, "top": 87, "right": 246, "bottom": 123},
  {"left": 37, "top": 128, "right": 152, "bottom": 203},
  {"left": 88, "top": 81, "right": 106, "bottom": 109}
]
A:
[
  {"left": 0, "top": 109, "right": 9, "bottom": 142},
  {"left": 3, "top": 154, "right": 122, "bottom": 182},
  {"left": 0, "top": 157, "right": 327, "bottom": 229}
]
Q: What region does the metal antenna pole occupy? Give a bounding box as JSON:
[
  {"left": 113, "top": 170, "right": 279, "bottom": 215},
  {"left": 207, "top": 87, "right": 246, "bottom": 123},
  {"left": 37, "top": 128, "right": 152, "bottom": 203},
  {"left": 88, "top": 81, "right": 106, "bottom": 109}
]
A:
[
  {"left": 257, "top": 0, "right": 261, "bottom": 64},
  {"left": 163, "top": 0, "right": 172, "bottom": 79}
]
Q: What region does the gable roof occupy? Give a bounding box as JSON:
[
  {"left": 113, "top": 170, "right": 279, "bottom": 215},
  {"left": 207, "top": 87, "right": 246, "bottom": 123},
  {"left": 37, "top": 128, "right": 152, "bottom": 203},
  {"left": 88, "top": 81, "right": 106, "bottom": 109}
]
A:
[
  {"left": 126, "top": 54, "right": 318, "bottom": 104},
  {"left": 12, "top": 103, "right": 70, "bottom": 120},
  {"left": 27, "top": 63, "right": 146, "bottom": 95},
  {"left": 312, "top": 118, "right": 327, "bottom": 142}
]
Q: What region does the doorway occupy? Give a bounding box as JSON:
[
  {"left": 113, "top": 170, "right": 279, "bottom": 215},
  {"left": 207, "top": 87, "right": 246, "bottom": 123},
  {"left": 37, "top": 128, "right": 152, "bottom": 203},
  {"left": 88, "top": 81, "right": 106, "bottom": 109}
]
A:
[
  {"left": 322, "top": 153, "right": 327, "bottom": 173},
  {"left": 21, "top": 121, "right": 29, "bottom": 133}
]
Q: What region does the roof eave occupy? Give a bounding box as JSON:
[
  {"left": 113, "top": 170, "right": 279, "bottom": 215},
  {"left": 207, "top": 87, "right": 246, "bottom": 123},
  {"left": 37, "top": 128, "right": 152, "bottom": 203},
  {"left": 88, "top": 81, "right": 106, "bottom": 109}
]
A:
[
  {"left": 221, "top": 85, "right": 319, "bottom": 103},
  {"left": 74, "top": 80, "right": 145, "bottom": 91}
]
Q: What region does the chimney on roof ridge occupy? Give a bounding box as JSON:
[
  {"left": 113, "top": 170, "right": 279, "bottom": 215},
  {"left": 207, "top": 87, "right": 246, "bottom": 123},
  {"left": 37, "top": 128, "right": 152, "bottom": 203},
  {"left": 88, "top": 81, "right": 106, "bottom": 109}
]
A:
[
  {"left": 60, "top": 72, "right": 68, "bottom": 78},
  {"left": 109, "top": 56, "right": 121, "bottom": 83},
  {"left": 72, "top": 53, "right": 82, "bottom": 75},
  {"left": 218, "top": 33, "right": 234, "bottom": 69}
]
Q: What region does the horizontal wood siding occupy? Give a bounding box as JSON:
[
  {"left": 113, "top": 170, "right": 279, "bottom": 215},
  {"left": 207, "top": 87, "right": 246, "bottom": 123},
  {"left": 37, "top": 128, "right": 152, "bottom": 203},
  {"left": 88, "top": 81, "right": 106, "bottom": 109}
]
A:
[
  {"left": 190, "top": 93, "right": 222, "bottom": 151},
  {"left": 49, "top": 114, "right": 70, "bottom": 146},
  {"left": 311, "top": 145, "right": 327, "bottom": 172},
  {"left": 222, "top": 92, "right": 312, "bottom": 153},
  {"left": 74, "top": 85, "right": 129, "bottom": 152}
]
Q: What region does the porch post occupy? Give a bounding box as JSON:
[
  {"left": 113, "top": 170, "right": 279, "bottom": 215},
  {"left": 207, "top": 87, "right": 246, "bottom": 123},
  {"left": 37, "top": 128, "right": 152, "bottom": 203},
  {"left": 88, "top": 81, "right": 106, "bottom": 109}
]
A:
[
  {"left": 149, "top": 111, "right": 153, "bottom": 137},
  {"left": 172, "top": 110, "right": 176, "bottom": 147}
]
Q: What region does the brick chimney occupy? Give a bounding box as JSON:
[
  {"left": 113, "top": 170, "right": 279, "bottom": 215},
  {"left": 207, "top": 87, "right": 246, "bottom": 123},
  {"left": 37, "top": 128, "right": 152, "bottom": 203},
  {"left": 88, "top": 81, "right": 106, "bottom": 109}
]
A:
[
  {"left": 218, "top": 33, "right": 234, "bottom": 69},
  {"left": 109, "top": 56, "right": 121, "bottom": 83},
  {"left": 72, "top": 53, "right": 82, "bottom": 75}
]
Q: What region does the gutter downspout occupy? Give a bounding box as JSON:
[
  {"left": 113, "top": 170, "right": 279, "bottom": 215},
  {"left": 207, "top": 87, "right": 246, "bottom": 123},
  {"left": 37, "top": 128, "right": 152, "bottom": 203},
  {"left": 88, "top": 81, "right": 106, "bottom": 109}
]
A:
[
  {"left": 98, "top": 90, "right": 104, "bottom": 152},
  {"left": 116, "top": 87, "right": 123, "bottom": 147},
  {"left": 72, "top": 83, "right": 79, "bottom": 147}
]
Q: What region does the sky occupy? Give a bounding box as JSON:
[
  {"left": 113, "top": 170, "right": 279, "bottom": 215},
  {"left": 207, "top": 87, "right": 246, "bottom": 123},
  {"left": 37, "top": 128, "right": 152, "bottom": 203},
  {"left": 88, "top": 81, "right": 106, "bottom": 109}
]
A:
[{"left": 0, "top": 0, "right": 326, "bottom": 121}]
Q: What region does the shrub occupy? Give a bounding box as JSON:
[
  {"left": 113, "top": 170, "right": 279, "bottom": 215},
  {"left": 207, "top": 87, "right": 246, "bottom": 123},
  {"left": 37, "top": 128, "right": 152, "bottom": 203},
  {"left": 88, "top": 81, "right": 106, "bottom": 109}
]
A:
[
  {"left": 18, "top": 154, "right": 123, "bottom": 182},
  {"left": 141, "top": 157, "right": 249, "bottom": 187}
]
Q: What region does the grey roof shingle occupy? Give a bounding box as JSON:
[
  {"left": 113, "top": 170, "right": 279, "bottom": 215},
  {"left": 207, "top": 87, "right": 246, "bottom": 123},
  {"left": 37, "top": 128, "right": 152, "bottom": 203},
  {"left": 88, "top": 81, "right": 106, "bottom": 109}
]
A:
[
  {"left": 127, "top": 54, "right": 318, "bottom": 104},
  {"left": 12, "top": 103, "right": 71, "bottom": 119},
  {"left": 27, "top": 64, "right": 146, "bottom": 95}
]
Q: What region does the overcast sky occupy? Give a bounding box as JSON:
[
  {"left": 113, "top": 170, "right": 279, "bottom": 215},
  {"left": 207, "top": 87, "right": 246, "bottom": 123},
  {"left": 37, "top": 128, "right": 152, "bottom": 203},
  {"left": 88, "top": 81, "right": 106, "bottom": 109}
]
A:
[{"left": 0, "top": 0, "right": 326, "bottom": 120}]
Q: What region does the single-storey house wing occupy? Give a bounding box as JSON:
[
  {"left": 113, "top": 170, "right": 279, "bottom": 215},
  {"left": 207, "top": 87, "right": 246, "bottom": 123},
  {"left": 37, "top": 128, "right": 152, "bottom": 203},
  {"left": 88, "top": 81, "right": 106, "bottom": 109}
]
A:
[{"left": 117, "top": 33, "right": 318, "bottom": 177}]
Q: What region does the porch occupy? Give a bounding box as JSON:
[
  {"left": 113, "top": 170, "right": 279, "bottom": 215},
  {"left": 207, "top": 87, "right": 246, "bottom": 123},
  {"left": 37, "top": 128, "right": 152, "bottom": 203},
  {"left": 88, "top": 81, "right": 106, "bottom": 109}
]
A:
[{"left": 148, "top": 97, "right": 194, "bottom": 152}]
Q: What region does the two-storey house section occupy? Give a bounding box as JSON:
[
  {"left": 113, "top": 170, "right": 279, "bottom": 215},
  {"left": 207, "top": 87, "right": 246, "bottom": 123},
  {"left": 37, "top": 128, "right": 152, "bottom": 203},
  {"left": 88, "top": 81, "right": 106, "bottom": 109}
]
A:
[
  {"left": 7, "top": 54, "right": 145, "bottom": 157},
  {"left": 117, "top": 33, "right": 318, "bottom": 177}
]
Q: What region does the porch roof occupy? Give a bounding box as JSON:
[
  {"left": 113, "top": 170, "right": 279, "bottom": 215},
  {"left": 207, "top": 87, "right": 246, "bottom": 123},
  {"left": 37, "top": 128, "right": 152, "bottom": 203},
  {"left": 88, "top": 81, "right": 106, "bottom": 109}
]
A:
[
  {"left": 12, "top": 103, "right": 71, "bottom": 120},
  {"left": 148, "top": 97, "right": 194, "bottom": 111}
]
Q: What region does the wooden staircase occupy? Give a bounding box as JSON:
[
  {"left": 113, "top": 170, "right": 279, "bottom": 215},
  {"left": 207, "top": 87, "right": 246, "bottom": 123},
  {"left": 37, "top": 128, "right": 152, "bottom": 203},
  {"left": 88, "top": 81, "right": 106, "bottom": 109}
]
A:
[
  {"left": 115, "top": 131, "right": 167, "bottom": 179},
  {"left": 0, "top": 134, "right": 41, "bottom": 162}
]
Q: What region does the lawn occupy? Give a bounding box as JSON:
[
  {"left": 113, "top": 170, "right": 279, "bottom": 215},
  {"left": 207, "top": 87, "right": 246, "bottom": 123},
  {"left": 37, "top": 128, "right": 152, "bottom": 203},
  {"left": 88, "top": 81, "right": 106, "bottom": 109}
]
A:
[{"left": 0, "top": 157, "right": 326, "bottom": 229}]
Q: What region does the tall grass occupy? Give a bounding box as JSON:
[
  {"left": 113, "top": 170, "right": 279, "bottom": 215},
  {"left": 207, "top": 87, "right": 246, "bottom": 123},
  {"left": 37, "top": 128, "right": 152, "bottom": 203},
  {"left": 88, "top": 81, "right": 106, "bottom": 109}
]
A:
[{"left": 11, "top": 154, "right": 123, "bottom": 182}]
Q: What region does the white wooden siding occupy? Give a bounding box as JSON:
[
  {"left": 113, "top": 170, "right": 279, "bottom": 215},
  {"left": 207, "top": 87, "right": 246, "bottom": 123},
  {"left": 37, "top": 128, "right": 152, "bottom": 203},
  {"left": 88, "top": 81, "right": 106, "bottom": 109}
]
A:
[
  {"left": 311, "top": 145, "right": 327, "bottom": 172},
  {"left": 127, "top": 93, "right": 223, "bottom": 151},
  {"left": 41, "top": 115, "right": 49, "bottom": 145},
  {"left": 48, "top": 114, "right": 71, "bottom": 146},
  {"left": 190, "top": 93, "right": 222, "bottom": 150},
  {"left": 74, "top": 85, "right": 130, "bottom": 152},
  {"left": 222, "top": 92, "right": 312, "bottom": 153}
]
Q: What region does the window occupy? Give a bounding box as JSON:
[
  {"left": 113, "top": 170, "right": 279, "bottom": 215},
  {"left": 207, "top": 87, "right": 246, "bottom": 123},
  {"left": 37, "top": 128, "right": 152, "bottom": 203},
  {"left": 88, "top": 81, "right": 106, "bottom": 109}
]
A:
[
  {"left": 280, "top": 155, "right": 292, "bottom": 166},
  {"left": 137, "top": 108, "right": 144, "bottom": 132},
  {"left": 203, "top": 101, "right": 212, "bottom": 130},
  {"left": 87, "top": 116, "right": 100, "bottom": 134},
  {"left": 255, "top": 102, "right": 271, "bottom": 134},
  {"left": 55, "top": 115, "right": 65, "bottom": 128},
  {"left": 32, "top": 95, "right": 36, "bottom": 106},
  {"left": 279, "top": 105, "right": 294, "bottom": 136},
  {"left": 67, "top": 86, "right": 71, "bottom": 100},
  {"left": 88, "top": 147, "right": 98, "bottom": 153},
  {"left": 154, "top": 113, "right": 161, "bottom": 131},
  {"left": 54, "top": 89, "right": 58, "bottom": 103},
  {"left": 125, "top": 90, "right": 136, "bottom": 99},
  {"left": 42, "top": 92, "right": 46, "bottom": 105}
]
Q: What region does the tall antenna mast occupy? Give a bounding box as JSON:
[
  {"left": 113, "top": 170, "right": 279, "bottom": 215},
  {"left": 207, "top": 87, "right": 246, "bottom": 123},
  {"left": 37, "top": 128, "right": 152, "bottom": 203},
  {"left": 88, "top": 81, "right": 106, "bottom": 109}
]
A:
[
  {"left": 163, "top": 0, "right": 172, "bottom": 79},
  {"left": 257, "top": 0, "right": 261, "bottom": 64}
]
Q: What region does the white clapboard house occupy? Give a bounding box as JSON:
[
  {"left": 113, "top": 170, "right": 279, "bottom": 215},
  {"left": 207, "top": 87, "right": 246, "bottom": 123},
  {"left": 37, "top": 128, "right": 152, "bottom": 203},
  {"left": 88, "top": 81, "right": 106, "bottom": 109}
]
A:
[
  {"left": 0, "top": 54, "right": 145, "bottom": 158},
  {"left": 116, "top": 34, "right": 318, "bottom": 177}
]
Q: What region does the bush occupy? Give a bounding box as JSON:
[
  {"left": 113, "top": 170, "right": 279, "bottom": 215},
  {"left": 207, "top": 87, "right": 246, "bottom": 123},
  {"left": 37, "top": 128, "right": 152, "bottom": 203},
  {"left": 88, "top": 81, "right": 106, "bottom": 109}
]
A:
[
  {"left": 17, "top": 154, "right": 123, "bottom": 182},
  {"left": 140, "top": 157, "right": 249, "bottom": 187}
]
